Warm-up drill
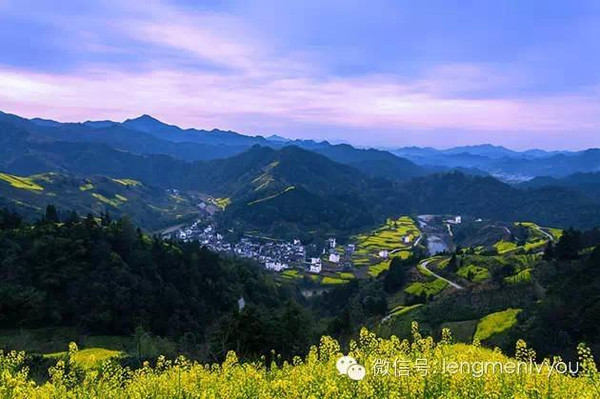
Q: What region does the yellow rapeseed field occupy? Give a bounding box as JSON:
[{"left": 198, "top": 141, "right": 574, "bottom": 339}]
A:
[{"left": 1, "top": 324, "right": 598, "bottom": 398}]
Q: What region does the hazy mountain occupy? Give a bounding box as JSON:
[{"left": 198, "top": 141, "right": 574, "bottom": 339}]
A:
[
  {"left": 311, "top": 144, "right": 427, "bottom": 180},
  {"left": 1, "top": 110, "right": 427, "bottom": 181},
  {"left": 393, "top": 144, "right": 595, "bottom": 181}
]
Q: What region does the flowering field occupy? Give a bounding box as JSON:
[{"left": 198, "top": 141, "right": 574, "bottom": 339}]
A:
[{"left": 1, "top": 323, "right": 598, "bottom": 398}]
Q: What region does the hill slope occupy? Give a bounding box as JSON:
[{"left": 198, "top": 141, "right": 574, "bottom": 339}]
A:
[{"left": 0, "top": 172, "right": 196, "bottom": 229}]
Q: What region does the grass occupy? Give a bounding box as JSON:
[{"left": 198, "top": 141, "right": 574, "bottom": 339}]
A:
[
  {"left": 79, "top": 183, "right": 94, "bottom": 191},
  {"left": 440, "top": 320, "right": 478, "bottom": 342},
  {"left": 368, "top": 260, "right": 391, "bottom": 277},
  {"left": 457, "top": 264, "right": 491, "bottom": 282},
  {"left": 404, "top": 279, "right": 448, "bottom": 297},
  {"left": 505, "top": 268, "right": 532, "bottom": 285},
  {"left": 474, "top": 308, "right": 522, "bottom": 341},
  {"left": 280, "top": 269, "right": 301, "bottom": 279},
  {"left": 0, "top": 172, "right": 44, "bottom": 191},
  {"left": 494, "top": 240, "right": 518, "bottom": 254},
  {"left": 388, "top": 304, "right": 423, "bottom": 317},
  {"left": 321, "top": 276, "right": 349, "bottom": 285}
]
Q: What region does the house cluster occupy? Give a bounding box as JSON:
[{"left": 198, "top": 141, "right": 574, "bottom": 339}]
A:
[
  {"left": 318, "top": 238, "right": 354, "bottom": 268},
  {"left": 234, "top": 238, "right": 306, "bottom": 271},
  {"left": 165, "top": 220, "right": 306, "bottom": 272}
]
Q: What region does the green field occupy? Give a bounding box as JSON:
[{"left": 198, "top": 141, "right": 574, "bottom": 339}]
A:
[
  {"left": 474, "top": 308, "right": 522, "bottom": 341},
  {"left": 457, "top": 264, "right": 491, "bottom": 282},
  {"left": 351, "top": 216, "right": 420, "bottom": 275},
  {"left": 405, "top": 279, "right": 448, "bottom": 297}
]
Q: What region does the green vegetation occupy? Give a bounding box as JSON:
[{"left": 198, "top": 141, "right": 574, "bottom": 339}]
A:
[
  {"left": 0, "top": 172, "right": 44, "bottom": 191},
  {"left": 404, "top": 279, "right": 448, "bottom": 297},
  {"left": 354, "top": 216, "right": 420, "bottom": 254},
  {"left": 0, "top": 174, "right": 198, "bottom": 230},
  {"left": 439, "top": 320, "right": 478, "bottom": 342},
  {"left": 321, "top": 276, "right": 348, "bottom": 285},
  {"left": 474, "top": 308, "right": 522, "bottom": 341},
  {"left": 368, "top": 260, "right": 391, "bottom": 277},
  {"left": 505, "top": 268, "right": 532, "bottom": 285},
  {"left": 388, "top": 303, "right": 423, "bottom": 317},
  {"left": 352, "top": 216, "right": 421, "bottom": 276},
  {"left": 494, "top": 240, "right": 517, "bottom": 254},
  {"left": 457, "top": 264, "right": 490, "bottom": 282}
]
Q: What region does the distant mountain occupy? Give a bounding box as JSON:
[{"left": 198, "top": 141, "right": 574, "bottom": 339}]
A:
[
  {"left": 441, "top": 144, "right": 561, "bottom": 159},
  {"left": 393, "top": 144, "right": 597, "bottom": 181},
  {"left": 123, "top": 114, "right": 269, "bottom": 147},
  {"left": 4, "top": 109, "right": 600, "bottom": 234},
  {"left": 520, "top": 172, "right": 600, "bottom": 199},
  {"left": 396, "top": 172, "right": 600, "bottom": 228},
  {"left": 309, "top": 144, "right": 427, "bottom": 180}
]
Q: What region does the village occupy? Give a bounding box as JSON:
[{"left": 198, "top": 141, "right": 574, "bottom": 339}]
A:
[
  {"left": 163, "top": 219, "right": 357, "bottom": 276},
  {"left": 161, "top": 194, "right": 462, "bottom": 280}
]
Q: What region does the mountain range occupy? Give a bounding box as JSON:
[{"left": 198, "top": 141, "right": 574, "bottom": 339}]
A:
[{"left": 2, "top": 109, "right": 600, "bottom": 235}]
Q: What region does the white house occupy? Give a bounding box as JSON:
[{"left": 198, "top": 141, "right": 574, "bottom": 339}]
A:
[
  {"left": 378, "top": 250, "right": 389, "bottom": 259},
  {"left": 328, "top": 237, "right": 337, "bottom": 248},
  {"left": 310, "top": 257, "right": 321, "bottom": 265},
  {"left": 447, "top": 215, "right": 462, "bottom": 225},
  {"left": 309, "top": 263, "right": 322, "bottom": 273},
  {"left": 329, "top": 253, "right": 341, "bottom": 263},
  {"left": 403, "top": 235, "right": 412, "bottom": 244}
]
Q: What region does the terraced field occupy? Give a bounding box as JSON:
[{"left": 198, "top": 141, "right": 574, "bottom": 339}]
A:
[{"left": 351, "top": 216, "right": 421, "bottom": 276}]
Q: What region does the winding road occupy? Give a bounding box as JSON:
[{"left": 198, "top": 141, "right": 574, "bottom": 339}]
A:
[{"left": 419, "top": 259, "right": 463, "bottom": 290}]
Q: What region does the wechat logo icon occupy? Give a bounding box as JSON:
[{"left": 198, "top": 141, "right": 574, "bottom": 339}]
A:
[{"left": 336, "top": 355, "right": 366, "bottom": 381}]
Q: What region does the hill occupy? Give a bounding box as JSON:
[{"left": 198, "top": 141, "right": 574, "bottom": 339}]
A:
[{"left": 0, "top": 172, "right": 197, "bottom": 229}]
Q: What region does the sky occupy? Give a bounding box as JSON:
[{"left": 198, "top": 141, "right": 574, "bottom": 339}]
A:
[{"left": 1, "top": 0, "right": 600, "bottom": 150}]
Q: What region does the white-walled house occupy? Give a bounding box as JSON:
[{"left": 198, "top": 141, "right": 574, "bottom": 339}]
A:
[
  {"left": 309, "top": 263, "right": 322, "bottom": 273},
  {"left": 378, "top": 250, "right": 389, "bottom": 258},
  {"left": 328, "top": 253, "right": 341, "bottom": 263}
]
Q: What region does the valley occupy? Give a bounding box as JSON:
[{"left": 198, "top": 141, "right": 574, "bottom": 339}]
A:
[{"left": 0, "top": 110, "right": 599, "bottom": 397}]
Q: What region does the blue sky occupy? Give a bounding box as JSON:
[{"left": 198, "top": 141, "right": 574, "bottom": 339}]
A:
[{"left": 1, "top": 0, "right": 600, "bottom": 149}]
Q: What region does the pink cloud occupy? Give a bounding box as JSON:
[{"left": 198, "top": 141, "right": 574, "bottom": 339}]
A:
[{"left": 1, "top": 0, "right": 600, "bottom": 148}]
